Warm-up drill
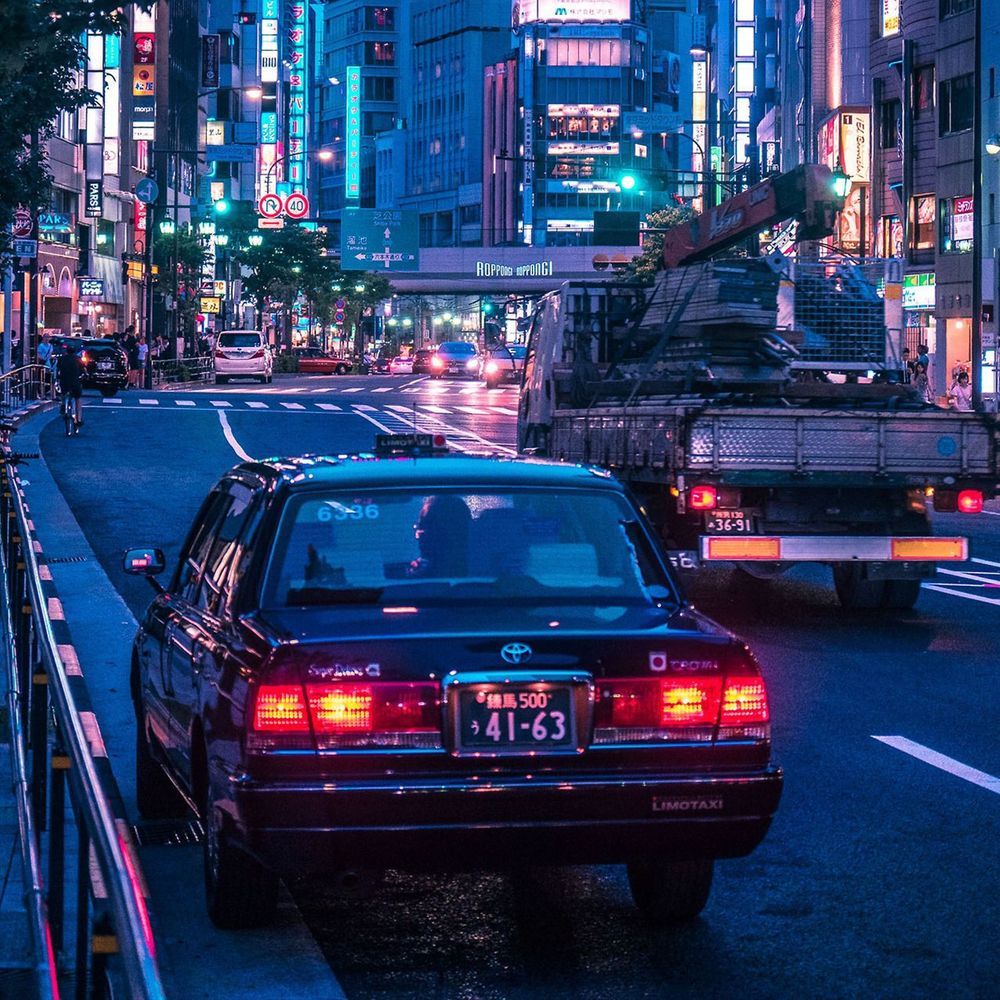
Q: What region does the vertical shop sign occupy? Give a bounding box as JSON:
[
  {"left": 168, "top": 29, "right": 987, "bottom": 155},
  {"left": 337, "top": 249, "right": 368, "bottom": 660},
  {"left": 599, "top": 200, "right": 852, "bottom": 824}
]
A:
[
  {"left": 287, "top": 3, "right": 308, "bottom": 194},
  {"left": 259, "top": 1, "right": 279, "bottom": 195},
  {"left": 201, "top": 34, "right": 220, "bottom": 89},
  {"left": 131, "top": 7, "right": 156, "bottom": 140},
  {"left": 345, "top": 66, "right": 362, "bottom": 200}
]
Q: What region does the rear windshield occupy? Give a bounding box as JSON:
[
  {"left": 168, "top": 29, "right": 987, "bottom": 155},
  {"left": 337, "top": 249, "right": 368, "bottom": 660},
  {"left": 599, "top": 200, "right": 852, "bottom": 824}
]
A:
[
  {"left": 437, "top": 342, "right": 476, "bottom": 355},
  {"left": 262, "top": 487, "right": 672, "bottom": 609},
  {"left": 491, "top": 345, "right": 526, "bottom": 359},
  {"left": 220, "top": 333, "right": 262, "bottom": 348}
]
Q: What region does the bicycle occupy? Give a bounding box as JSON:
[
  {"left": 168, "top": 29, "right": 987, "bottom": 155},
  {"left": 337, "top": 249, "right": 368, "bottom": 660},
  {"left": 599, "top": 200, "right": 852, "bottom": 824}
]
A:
[{"left": 57, "top": 385, "right": 81, "bottom": 436}]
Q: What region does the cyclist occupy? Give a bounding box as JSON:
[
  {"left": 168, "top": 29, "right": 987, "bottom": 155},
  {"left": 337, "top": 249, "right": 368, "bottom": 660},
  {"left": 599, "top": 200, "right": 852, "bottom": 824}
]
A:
[{"left": 56, "top": 340, "right": 85, "bottom": 431}]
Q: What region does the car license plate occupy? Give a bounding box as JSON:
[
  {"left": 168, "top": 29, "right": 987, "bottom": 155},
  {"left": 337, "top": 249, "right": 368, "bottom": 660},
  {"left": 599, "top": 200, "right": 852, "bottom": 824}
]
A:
[
  {"left": 458, "top": 685, "right": 574, "bottom": 751},
  {"left": 705, "top": 509, "right": 755, "bottom": 533},
  {"left": 97, "top": 362, "right": 113, "bottom": 370}
]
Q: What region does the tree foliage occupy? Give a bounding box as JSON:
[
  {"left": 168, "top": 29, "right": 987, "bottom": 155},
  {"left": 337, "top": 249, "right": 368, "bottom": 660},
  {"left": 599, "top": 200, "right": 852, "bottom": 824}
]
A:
[
  {"left": 0, "top": 1, "right": 132, "bottom": 251},
  {"left": 628, "top": 205, "right": 694, "bottom": 284},
  {"left": 152, "top": 228, "right": 211, "bottom": 336}
]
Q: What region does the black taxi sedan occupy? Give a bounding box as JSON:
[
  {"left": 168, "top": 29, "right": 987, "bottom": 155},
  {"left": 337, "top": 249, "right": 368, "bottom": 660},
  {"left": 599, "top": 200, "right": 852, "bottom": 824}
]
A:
[{"left": 124, "top": 435, "right": 782, "bottom": 929}]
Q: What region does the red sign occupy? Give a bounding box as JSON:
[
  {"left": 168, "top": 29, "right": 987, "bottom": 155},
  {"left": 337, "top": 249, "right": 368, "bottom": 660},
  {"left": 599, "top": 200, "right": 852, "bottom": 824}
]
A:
[
  {"left": 134, "top": 33, "right": 155, "bottom": 65},
  {"left": 11, "top": 208, "right": 33, "bottom": 239},
  {"left": 257, "top": 193, "right": 283, "bottom": 219}
]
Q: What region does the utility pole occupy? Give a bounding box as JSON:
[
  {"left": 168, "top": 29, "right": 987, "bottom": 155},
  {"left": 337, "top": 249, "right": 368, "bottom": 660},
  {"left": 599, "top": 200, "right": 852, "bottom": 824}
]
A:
[{"left": 972, "top": 0, "right": 984, "bottom": 410}]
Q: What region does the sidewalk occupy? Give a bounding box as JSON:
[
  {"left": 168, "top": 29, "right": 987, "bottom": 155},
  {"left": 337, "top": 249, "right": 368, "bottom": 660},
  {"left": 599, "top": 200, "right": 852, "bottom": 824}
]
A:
[{"left": 13, "top": 409, "right": 344, "bottom": 1000}]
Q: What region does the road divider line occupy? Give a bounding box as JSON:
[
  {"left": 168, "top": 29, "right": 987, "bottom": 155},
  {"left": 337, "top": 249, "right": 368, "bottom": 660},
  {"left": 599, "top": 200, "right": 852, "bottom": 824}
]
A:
[
  {"left": 490, "top": 406, "right": 519, "bottom": 415},
  {"left": 138, "top": 398, "right": 159, "bottom": 406},
  {"left": 316, "top": 403, "right": 342, "bottom": 411},
  {"left": 872, "top": 736, "right": 1000, "bottom": 794},
  {"left": 246, "top": 401, "right": 268, "bottom": 409},
  {"left": 419, "top": 405, "right": 451, "bottom": 414},
  {"left": 100, "top": 397, "right": 122, "bottom": 404},
  {"left": 936, "top": 567, "right": 1000, "bottom": 586},
  {"left": 210, "top": 400, "right": 232, "bottom": 408},
  {"left": 280, "top": 402, "right": 306, "bottom": 410},
  {"left": 175, "top": 400, "right": 196, "bottom": 407},
  {"left": 921, "top": 583, "right": 1000, "bottom": 606},
  {"left": 971, "top": 556, "right": 1000, "bottom": 569},
  {"left": 341, "top": 387, "right": 365, "bottom": 393},
  {"left": 371, "top": 386, "right": 393, "bottom": 392},
  {"left": 351, "top": 407, "right": 396, "bottom": 434},
  {"left": 217, "top": 410, "right": 253, "bottom": 462}
]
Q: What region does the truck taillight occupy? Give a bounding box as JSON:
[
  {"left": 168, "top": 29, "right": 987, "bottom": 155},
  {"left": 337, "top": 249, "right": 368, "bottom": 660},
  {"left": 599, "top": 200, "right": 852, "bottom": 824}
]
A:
[
  {"left": 689, "top": 485, "right": 717, "bottom": 510},
  {"left": 593, "top": 675, "right": 770, "bottom": 744},
  {"left": 249, "top": 681, "right": 441, "bottom": 751},
  {"left": 957, "top": 489, "right": 983, "bottom": 514}
]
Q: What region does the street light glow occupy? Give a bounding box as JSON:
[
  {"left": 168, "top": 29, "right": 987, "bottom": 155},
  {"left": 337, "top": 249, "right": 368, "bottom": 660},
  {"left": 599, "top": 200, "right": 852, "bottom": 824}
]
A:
[
  {"left": 355, "top": 283, "right": 365, "bottom": 293},
  {"left": 248, "top": 234, "right": 264, "bottom": 247},
  {"left": 318, "top": 149, "right": 334, "bottom": 162},
  {"left": 244, "top": 86, "right": 263, "bottom": 100},
  {"left": 619, "top": 174, "right": 637, "bottom": 191},
  {"left": 987, "top": 134, "right": 1000, "bottom": 155}
]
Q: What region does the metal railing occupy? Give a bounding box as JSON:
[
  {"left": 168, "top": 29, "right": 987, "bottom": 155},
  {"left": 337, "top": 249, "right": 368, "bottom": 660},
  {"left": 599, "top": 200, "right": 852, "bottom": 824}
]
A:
[
  {"left": 150, "top": 357, "right": 214, "bottom": 385},
  {"left": 0, "top": 365, "right": 55, "bottom": 415},
  {"left": 0, "top": 422, "right": 166, "bottom": 999}
]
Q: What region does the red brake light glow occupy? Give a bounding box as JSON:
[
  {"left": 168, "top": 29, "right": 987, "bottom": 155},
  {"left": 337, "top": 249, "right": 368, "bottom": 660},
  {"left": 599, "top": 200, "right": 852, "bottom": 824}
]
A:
[
  {"left": 957, "top": 489, "right": 983, "bottom": 514},
  {"left": 308, "top": 684, "right": 373, "bottom": 732},
  {"left": 250, "top": 348, "right": 266, "bottom": 359},
  {"left": 720, "top": 678, "right": 769, "bottom": 724},
  {"left": 689, "top": 485, "right": 718, "bottom": 510},
  {"left": 253, "top": 685, "right": 309, "bottom": 732}
]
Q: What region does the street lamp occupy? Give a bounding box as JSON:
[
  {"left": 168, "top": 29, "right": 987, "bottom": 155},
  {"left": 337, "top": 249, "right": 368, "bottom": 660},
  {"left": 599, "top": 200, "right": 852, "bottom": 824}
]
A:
[
  {"left": 248, "top": 233, "right": 264, "bottom": 247},
  {"left": 264, "top": 146, "right": 334, "bottom": 193},
  {"left": 158, "top": 218, "right": 176, "bottom": 236}
]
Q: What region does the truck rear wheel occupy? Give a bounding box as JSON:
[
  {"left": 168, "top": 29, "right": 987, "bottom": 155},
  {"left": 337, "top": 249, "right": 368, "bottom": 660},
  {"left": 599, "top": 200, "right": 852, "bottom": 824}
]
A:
[
  {"left": 832, "top": 564, "right": 887, "bottom": 610},
  {"left": 884, "top": 578, "right": 922, "bottom": 610}
]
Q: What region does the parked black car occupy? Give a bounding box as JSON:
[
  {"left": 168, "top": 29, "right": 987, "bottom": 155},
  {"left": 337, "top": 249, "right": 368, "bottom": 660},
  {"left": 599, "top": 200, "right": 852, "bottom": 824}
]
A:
[
  {"left": 124, "top": 435, "right": 782, "bottom": 929},
  {"left": 411, "top": 348, "right": 437, "bottom": 375},
  {"left": 49, "top": 336, "right": 129, "bottom": 397}
]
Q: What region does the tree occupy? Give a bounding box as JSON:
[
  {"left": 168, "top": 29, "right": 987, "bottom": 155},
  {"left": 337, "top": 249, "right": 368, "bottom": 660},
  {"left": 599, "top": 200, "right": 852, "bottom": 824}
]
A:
[
  {"left": 0, "top": 1, "right": 130, "bottom": 250},
  {"left": 342, "top": 272, "right": 393, "bottom": 365},
  {"left": 152, "top": 227, "right": 210, "bottom": 342},
  {"left": 628, "top": 205, "right": 694, "bottom": 285}
]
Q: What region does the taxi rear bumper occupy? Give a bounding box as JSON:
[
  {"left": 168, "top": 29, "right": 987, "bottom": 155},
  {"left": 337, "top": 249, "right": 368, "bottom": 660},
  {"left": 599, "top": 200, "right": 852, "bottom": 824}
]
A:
[{"left": 233, "top": 767, "right": 783, "bottom": 872}]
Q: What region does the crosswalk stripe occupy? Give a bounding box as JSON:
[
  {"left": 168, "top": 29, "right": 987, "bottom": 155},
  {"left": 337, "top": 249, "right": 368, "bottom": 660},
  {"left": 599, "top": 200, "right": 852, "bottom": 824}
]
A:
[
  {"left": 490, "top": 406, "right": 518, "bottom": 415},
  {"left": 455, "top": 406, "right": 487, "bottom": 414},
  {"left": 419, "top": 404, "right": 451, "bottom": 413},
  {"left": 316, "top": 403, "right": 342, "bottom": 411},
  {"left": 210, "top": 400, "right": 232, "bottom": 408},
  {"left": 138, "top": 398, "right": 159, "bottom": 406},
  {"left": 246, "top": 401, "right": 269, "bottom": 409},
  {"left": 341, "top": 386, "right": 365, "bottom": 393},
  {"left": 175, "top": 400, "right": 196, "bottom": 407},
  {"left": 280, "top": 402, "right": 305, "bottom": 410},
  {"left": 372, "top": 386, "right": 393, "bottom": 392},
  {"left": 353, "top": 404, "right": 378, "bottom": 411},
  {"left": 101, "top": 397, "right": 122, "bottom": 404}
]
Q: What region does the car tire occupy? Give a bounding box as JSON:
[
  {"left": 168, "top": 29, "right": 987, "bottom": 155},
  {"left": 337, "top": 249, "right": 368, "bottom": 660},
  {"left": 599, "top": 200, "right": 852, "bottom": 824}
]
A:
[
  {"left": 258, "top": 374, "right": 267, "bottom": 384},
  {"left": 135, "top": 715, "right": 187, "bottom": 820},
  {"left": 215, "top": 376, "right": 228, "bottom": 385},
  {"left": 336, "top": 364, "right": 349, "bottom": 375},
  {"left": 832, "top": 563, "right": 887, "bottom": 610},
  {"left": 99, "top": 387, "right": 118, "bottom": 398},
  {"left": 203, "top": 782, "right": 279, "bottom": 929},
  {"left": 266, "top": 373, "right": 273, "bottom": 384},
  {"left": 883, "top": 577, "right": 922, "bottom": 610},
  {"left": 626, "top": 858, "right": 714, "bottom": 924},
  {"left": 485, "top": 379, "right": 499, "bottom": 390}
]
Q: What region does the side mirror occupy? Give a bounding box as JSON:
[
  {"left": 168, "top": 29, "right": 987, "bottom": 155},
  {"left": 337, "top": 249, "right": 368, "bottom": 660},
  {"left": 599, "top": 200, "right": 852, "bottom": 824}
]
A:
[{"left": 123, "top": 547, "right": 166, "bottom": 585}]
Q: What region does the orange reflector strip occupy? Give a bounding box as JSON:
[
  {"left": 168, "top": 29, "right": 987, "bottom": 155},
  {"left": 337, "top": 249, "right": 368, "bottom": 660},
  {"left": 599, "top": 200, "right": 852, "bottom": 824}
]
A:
[
  {"left": 891, "top": 538, "right": 967, "bottom": 561},
  {"left": 706, "top": 537, "right": 781, "bottom": 560}
]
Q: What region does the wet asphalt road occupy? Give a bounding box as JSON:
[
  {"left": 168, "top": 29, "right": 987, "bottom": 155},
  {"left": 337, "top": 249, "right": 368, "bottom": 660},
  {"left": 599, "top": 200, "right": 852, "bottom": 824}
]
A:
[{"left": 37, "top": 373, "right": 999, "bottom": 1000}]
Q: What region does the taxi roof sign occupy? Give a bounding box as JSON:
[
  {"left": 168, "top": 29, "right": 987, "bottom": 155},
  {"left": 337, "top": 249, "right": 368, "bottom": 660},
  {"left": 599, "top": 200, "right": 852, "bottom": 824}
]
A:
[{"left": 373, "top": 433, "right": 448, "bottom": 458}]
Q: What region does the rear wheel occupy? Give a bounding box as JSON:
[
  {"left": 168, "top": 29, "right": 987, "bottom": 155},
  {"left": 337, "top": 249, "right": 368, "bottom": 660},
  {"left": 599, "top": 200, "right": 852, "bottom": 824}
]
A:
[
  {"left": 626, "top": 859, "right": 714, "bottom": 924},
  {"left": 884, "top": 577, "right": 922, "bottom": 610},
  {"left": 832, "top": 563, "right": 887, "bottom": 610},
  {"left": 99, "top": 387, "right": 118, "bottom": 398},
  {"left": 257, "top": 374, "right": 267, "bottom": 384},
  {"left": 202, "top": 778, "right": 278, "bottom": 928},
  {"left": 485, "top": 379, "right": 500, "bottom": 390},
  {"left": 135, "top": 715, "right": 187, "bottom": 820},
  {"left": 336, "top": 364, "right": 349, "bottom": 375}
]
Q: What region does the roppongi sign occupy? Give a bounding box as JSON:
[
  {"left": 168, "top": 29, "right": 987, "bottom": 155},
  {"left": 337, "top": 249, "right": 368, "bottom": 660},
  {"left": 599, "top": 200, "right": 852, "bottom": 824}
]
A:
[{"left": 513, "top": 0, "right": 631, "bottom": 26}]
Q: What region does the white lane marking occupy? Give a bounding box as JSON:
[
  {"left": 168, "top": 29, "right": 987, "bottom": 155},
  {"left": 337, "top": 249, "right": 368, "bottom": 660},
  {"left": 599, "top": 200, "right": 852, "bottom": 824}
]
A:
[
  {"left": 280, "top": 402, "right": 306, "bottom": 410},
  {"left": 386, "top": 405, "right": 417, "bottom": 413},
  {"left": 420, "top": 405, "right": 451, "bottom": 414},
  {"left": 455, "top": 405, "right": 487, "bottom": 414},
  {"left": 490, "top": 406, "right": 519, "bottom": 415},
  {"left": 972, "top": 556, "right": 1000, "bottom": 568},
  {"left": 218, "top": 410, "right": 253, "bottom": 462},
  {"left": 872, "top": 736, "right": 1000, "bottom": 795},
  {"left": 399, "top": 377, "right": 427, "bottom": 389},
  {"left": 246, "top": 401, "right": 269, "bottom": 409},
  {"left": 921, "top": 583, "right": 1000, "bottom": 607},
  {"left": 400, "top": 387, "right": 422, "bottom": 393},
  {"left": 936, "top": 567, "right": 1000, "bottom": 587},
  {"left": 979, "top": 509, "right": 1000, "bottom": 517},
  {"left": 210, "top": 400, "right": 232, "bottom": 408},
  {"left": 101, "top": 397, "right": 122, "bottom": 404},
  {"left": 316, "top": 403, "right": 342, "bottom": 411},
  {"left": 340, "top": 386, "right": 365, "bottom": 393},
  {"left": 460, "top": 386, "right": 481, "bottom": 394},
  {"left": 351, "top": 407, "right": 396, "bottom": 433},
  {"left": 138, "top": 398, "right": 159, "bottom": 406},
  {"left": 175, "top": 400, "right": 196, "bottom": 407},
  {"left": 372, "top": 386, "right": 393, "bottom": 393},
  {"left": 353, "top": 404, "right": 378, "bottom": 411}
]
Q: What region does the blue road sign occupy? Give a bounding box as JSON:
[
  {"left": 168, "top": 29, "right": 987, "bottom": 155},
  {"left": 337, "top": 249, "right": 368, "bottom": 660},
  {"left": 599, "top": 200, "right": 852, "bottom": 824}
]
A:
[
  {"left": 341, "top": 209, "right": 419, "bottom": 272},
  {"left": 13, "top": 239, "right": 37, "bottom": 258},
  {"left": 135, "top": 178, "right": 159, "bottom": 204}
]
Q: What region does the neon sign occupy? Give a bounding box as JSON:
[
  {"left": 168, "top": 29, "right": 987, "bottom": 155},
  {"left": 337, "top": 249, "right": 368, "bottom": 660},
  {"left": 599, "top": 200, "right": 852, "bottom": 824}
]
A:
[
  {"left": 287, "top": 2, "right": 307, "bottom": 194},
  {"left": 346, "top": 66, "right": 361, "bottom": 200}
]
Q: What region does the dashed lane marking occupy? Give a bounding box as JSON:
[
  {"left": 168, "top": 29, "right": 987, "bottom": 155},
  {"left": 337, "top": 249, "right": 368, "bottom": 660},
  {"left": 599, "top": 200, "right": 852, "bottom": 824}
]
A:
[
  {"left": 417, "top": 405, "right": 450, "bottom": 414},
  {"left": 280, "top": 402, "right": 306, "bottom": 410},
  {"left": 372, "top": 386, "right": 393, "bottom": 392},
  {"left": 872, "top": 736, "right": 1000, "bottom": 795},
  {"left": 138, "top": 398, "right": 158, "bottom": 405},
  {"left": 922, "top": 583, "right": 1000, "bottom": 607},
  {"left": 246, "top": 401, "right": 268, "bottom": 409},
  {"left": 101, "top": 397, "right": 122, "bottom": 404},
  {"left": 341, "top": 386, "right": 365, "bottom": 393},
  {"left": 455, "top": 406, "right": 488, "bottom": 414},
  {"left": 353, "top": 404, "right": 378, "bottom": 411},
  {"left": 491, "top": 406, "right": 519, "bottom": 415},
  {"left": 175, "top": 400, "right": 196, "bottom": 407},
  {"left": 210, "top": 400, "right": 232, "bottom": 407},
  {"left": 316, "top": 403, "right": 343, "bottom": 411}
]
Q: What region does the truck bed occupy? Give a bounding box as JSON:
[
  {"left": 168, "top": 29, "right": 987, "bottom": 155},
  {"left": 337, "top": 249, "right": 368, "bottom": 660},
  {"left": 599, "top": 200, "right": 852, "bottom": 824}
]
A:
[{"left": 550, "top": 404, "right": 1000, "bottom": 487}]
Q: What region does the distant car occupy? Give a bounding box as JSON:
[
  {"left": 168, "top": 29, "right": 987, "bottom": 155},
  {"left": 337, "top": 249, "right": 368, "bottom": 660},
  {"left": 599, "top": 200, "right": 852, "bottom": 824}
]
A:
[
  {"left": 124, "top": 433, "right": 782, "bottom": 929},
  {"left": 49, "top": 335, "right": 129, "bottom": 397},
  {"left": 430, "top": 340, "right": 479, "bottom": 379},
  {"left": 389, "top": 355, "right": 414, "bottom": 375},
  {"left": 411, "top": 348, "right": 437, "bottom": 375},
  {"left": 293, "top": 347, "right": 352, "bottom": 375},
  {"left": 214, "top": 330, "right": 273, "bottom": 384},
  {"left": 481, "top": 344, "right": 527, "bottom": 389},
  {"left": 372, "top": 356, "right": 392, "bottom": 374}
]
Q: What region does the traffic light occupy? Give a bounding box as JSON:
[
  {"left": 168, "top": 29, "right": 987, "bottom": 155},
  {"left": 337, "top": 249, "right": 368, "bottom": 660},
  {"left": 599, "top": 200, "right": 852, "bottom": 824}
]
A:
[
  {"left": 619, "top": 173, "right": 637, "bottom": 191},
  {"left": 481, "top": 300, "right": 495, "bottom": 315},
  {"left": 236, "top": 12, "right": 256, "bottom": 25},
  {"left": 212, "top": 198, "right": 230, "bottom": 215}
]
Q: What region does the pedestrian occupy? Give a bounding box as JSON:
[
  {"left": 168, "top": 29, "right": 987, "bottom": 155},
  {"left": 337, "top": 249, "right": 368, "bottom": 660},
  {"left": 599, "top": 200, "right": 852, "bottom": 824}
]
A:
[
  {"left": 913, "top": 362, "right": 934, "bottom": 404},
  {"left": 124, "top": 326, "right": 139, "bottom": 388},
  {"left": 36, "top": 330, "right": 54, "bottom": 370},
  {"left": 900, "top": 347, "right": 913, "bottom": 383},
  {"left": 137, "top": 334, "right": 149, "bottom": 388},
  {"left": 916, "top": 342, "right": 930, "bottom": 370},
  {"left": 949, "top": 370, "right": 973, "bottom": 411}
]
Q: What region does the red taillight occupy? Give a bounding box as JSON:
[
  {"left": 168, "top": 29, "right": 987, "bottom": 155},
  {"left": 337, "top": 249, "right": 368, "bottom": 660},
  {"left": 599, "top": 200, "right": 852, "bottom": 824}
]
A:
[
  {"left": 250, "top": 681, "right": 440, "bottom": 750},
  {"left": 250, "top": 348, "right": 266, "bottom": 359},
  {"left": 594, "top": 674, "right": 769, "bottom": 743},
  {"left": 431, "top": 355, "right": 444, "bottom": 368},
  {"left": 957, "top": 489, "right": 983, "bottom": 514},
  {"left": 253, "top": 685, "right": 309, "bottom": 732},
  {"left": 689, "top": 485, "right": 718, "bottom": 510},
  {"left": 214, "top": 348, "right": 226, "bottom": 358}
]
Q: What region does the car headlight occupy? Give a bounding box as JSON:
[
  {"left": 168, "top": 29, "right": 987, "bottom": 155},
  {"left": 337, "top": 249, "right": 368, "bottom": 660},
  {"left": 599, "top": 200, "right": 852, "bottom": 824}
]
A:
[
  {"left": 431, "top": 356, "right": 444, "bottom": 368},
  {"left": 466, "top": 358, "right": 478, "bottom": 369},
  {"left": 485, "top": 361, "right": 499, "bottom": 375}
]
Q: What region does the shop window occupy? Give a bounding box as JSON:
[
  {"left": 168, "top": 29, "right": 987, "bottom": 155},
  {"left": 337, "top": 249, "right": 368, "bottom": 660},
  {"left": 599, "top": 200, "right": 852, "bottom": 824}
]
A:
[
  {"left": 940, "top": 0, "right": 974, "bottom": 17},
  {"left": 912, "top": 66, "right": 934, "bottom": 117},
  {"left": 365, "top": 41, "right": 395, "bottom": 64},
  {"left": 910, "top": 195, "right": 935, "bottom": 250},
  {"left": 366, "top": 7, "right": 394, "bottom": 30},
  {"left": 939, "top": 195, "right": 974, "bottom": 253},
  {"left": 95, "top": 220, "right": 115, "bottom": 255},
  {"left": 939, "top": 73, "right": 974, "bottom": 135},
  {"left": 876, "top": 215, "right": 903, "bottom": 258},
  {"left": 363, "top": 76, "right": 395, "bottom": 102},
  {"left": 879, "top": 99, "right": 901, "bottom": 149}
]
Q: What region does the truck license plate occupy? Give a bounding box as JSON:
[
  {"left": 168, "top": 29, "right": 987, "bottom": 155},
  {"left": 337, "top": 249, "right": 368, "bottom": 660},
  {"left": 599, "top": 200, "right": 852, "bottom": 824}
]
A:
[
  {"left": 705, "top": 510, "right": 755, "bottom": 534},
  {"left": 458, "top": 686, "right": 574, "bottom": 751}
]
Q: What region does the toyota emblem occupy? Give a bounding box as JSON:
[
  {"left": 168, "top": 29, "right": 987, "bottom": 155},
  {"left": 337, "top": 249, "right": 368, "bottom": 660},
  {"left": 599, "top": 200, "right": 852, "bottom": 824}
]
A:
[{"left": 500, "top": 642, "right": 533, "bottom": 665}]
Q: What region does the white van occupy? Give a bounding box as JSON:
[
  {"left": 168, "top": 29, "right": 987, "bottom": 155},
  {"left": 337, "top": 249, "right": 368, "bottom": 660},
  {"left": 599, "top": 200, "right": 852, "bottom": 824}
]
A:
[{"left": 214, "top": 330, "right": 273, "bottom": 384}]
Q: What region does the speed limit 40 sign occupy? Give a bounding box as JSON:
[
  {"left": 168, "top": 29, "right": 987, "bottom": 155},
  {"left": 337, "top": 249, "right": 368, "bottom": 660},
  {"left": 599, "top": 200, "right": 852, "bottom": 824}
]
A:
[{"left": 284, "top": 193, "right": 309, "bottom": 220}]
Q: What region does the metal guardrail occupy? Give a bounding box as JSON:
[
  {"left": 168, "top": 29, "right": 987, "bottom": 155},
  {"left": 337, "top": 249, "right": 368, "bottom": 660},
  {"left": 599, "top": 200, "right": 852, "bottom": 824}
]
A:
[
  {"left": 150, "top": 358, "right": 214, "bottom": 386},
  {"left": 0, "top": 365, "right": 55, "bottom": 415},
  {"left": 0, "top": 418, "right": 166, "bottom": 999}
]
